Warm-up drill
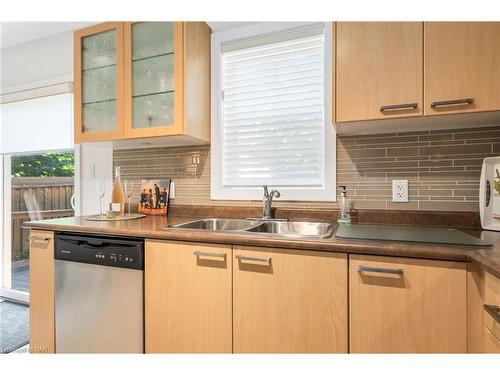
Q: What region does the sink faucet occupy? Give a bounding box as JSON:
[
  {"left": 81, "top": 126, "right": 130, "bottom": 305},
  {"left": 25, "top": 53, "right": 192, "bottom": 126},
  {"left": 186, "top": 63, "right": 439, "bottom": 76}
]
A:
[{"left": 262, "top": 185, "right": 281, "bottom": 220}]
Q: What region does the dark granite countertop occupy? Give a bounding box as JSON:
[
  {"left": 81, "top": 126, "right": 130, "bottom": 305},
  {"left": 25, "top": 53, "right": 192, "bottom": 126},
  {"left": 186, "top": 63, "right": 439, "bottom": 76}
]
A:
[{"left": 23, "top": 213, "right": 500, "bottom": 279}]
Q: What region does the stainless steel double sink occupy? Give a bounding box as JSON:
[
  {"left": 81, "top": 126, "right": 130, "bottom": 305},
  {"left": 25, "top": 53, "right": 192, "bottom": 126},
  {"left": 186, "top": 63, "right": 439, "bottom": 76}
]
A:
[{"left": 167, "top": 218, "right": 334, "bottom": 239}]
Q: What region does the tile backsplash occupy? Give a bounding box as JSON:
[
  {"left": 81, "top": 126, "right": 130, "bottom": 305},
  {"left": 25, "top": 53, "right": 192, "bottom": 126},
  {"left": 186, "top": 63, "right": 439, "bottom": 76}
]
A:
[{"left": 114, "top": 126, "right": 500, "bottom": 212}]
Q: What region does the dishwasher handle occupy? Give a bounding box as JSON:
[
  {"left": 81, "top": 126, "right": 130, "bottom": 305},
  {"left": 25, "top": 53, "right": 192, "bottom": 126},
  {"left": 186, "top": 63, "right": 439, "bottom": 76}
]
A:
[
  {"left": 84, "top": 239, "right": 106, "bottom": 247},
  {"left": 79, "top": 239, "right": 142, "bottom": 251}
]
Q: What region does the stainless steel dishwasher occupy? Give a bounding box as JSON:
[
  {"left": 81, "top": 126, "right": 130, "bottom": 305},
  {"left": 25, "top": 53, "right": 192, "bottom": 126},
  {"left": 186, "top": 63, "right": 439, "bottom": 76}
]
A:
[{"left": 55, "top": 233, "right": 144, "bottom": 353}]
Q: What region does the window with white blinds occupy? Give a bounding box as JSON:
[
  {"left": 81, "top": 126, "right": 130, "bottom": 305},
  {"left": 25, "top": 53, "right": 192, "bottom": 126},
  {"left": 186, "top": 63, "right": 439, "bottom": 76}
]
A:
[
  {"left": 212, "top": 23, "right": 335, "bottom": 201},
  {"left": 222, "top": 25, "right": 324, "bottom": 188}
]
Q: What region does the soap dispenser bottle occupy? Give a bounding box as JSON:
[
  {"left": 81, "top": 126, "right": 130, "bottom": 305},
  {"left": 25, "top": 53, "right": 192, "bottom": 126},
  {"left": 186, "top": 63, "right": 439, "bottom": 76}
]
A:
[{"left": 337, "top": 185, "right": 351, "bottom": 224}]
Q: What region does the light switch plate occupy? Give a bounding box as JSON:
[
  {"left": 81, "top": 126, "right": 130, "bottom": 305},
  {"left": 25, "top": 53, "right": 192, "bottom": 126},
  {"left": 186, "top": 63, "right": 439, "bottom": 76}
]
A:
[{"left": 392, "top": 180, "right": 408, "bottom": 202}]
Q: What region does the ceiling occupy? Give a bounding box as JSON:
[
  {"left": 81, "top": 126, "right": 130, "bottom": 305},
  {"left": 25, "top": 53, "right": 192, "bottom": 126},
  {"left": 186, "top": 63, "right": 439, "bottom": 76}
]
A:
[
  {"left": 0, "top": 22, "right": 97, "bottom": 49},
  {"left": 206, "top": 22, "right": 258, "bottom": 32},
  {"left": 0, "top": 21, "right": 257, "bottom": 49}
]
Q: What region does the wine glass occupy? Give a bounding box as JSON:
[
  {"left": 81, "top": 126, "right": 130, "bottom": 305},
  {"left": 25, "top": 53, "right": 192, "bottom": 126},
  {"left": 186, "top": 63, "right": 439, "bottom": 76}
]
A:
[
  {"left": 124, "top": 180, "right": 134, "bottom": 217},
  {"left": 96, "top": 180, "right": 106, "bottom": 218}
]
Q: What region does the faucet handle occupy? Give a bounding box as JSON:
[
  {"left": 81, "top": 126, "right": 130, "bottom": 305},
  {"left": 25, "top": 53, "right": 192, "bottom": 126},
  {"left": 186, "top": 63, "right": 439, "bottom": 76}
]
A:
[
  {"left": 263, "top": 185, "right": 269, "bottom": 197},
  {"left": 273, "top": 190, "right": 281, "bottom": 199}
]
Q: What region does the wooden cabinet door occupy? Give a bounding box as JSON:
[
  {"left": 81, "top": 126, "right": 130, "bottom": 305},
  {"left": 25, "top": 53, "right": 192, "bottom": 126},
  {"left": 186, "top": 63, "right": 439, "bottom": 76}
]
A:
[
  {"left": 233, "top": 246, "right": 348, "bottom": 353},
  {"left": 74, "top": 22, "right": 125, "bottom": 143},
  {"left": 350, "top": 254, "right": 467, "bottom": 353},
  {"left": 29, "top": 230, "right": 55, "bottom": 354},
  {"left": 484, "top": 271, "right": 500, "bottom": 347},
  {"left": 424, "top": 22, "right": 500, "bottom": 115},
  {"left": 485, "top": 271, "right": 500, "bottom": 307},
  {"left": 145, "top": 240, "right": 232, "bottom": 353},
  {"left": 123, "top": 22, "right": 185, "bottom": 139},
  {"left": 336, "top": 22, "right": 423, "bottom": 122},
  {"left": 484, "top": 327, "right": 500, "bottom": 353},
  {"left": 467, "top": 263, "right": 485, "bottom": 353}
]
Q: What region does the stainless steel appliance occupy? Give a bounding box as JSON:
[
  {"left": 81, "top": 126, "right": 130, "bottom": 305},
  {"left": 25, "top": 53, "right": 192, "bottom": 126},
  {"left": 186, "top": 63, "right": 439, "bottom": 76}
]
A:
[{"left": 55, "top": 233, "right": 144, "bottom": 353}]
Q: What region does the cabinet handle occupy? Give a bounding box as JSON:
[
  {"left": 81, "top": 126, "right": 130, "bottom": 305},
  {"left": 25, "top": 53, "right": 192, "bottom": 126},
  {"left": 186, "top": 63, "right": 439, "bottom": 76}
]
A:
[
  {"left": 357, "top": 265, "right": 403, "bottom": 275},
  {"left": 29, "top": 236, "right": 50, "bottom": 242},
  {"left": 380, "top": 103, "right": 418, "bottom": 112},
  {"left": 235, "top": 254, "right": 271, "bottom": 264},
  {"left": 430, "top": 98, "right": 474, "bottom": 108},
  {"left": 193, "top": 251, "right": 226, "bottom": 259},
  {"left": 484, "top": 305, "right": 500, "bottom": 324}
]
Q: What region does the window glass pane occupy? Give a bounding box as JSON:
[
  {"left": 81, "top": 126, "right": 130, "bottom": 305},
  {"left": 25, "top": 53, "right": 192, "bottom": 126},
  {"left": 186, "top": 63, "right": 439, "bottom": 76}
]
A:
[
  {"left": 9, "top": 151, "right": 75, "bottom": 293},
  {"left": 221, "top": 26, "right": 325, "bottom": 188}
]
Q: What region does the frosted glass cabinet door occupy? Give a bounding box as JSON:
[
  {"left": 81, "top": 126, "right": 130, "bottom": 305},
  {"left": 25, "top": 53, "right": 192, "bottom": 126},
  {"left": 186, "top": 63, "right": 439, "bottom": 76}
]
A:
[
  {"left": 74, "top": 22, "right": 124, "bottom": 142},
  {"left": 126, "top": 22, "right": 180, "bottom": 133},
  {"left": 82, "top": 30, "right": 117, "bottom": 133}
]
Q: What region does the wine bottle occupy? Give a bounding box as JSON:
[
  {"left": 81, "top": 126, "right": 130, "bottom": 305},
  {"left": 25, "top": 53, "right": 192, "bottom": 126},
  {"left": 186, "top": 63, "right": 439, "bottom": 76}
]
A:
[{"left": 111, "top": 166, "right": 125, "bottom": 215}]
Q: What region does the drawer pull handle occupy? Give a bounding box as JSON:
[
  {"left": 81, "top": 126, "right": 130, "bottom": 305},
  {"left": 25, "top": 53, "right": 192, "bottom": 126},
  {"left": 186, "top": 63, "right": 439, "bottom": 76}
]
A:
[
  {"left": 357, "top": 265, "right": 403, "bottom": 275},
  {"left": 484, "top": 305, "right": 500, "bottom": 324},
  {"left": 29, "top": 236, "right": 50, "bottom": 242},
  {"left": 193, "top": 251, "right": 226, "bottom": 259},
  {"left": 235, "top": 254, "right": 271, "bottom": 264},
  {"left": 430, "top": 98, "right": 474, "bottom": 108},
  {"left": 380, "top": 103, "right": 418, "bottom": 112}
]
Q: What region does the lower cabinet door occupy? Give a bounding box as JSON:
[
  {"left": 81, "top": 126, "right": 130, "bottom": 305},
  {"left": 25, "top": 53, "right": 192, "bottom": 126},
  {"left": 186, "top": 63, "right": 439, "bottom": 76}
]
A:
[
  {"left": 29, "top": 230, "right": 55, "bottom": 354},
  {"left": 233, "top": 246, "right": 348, "bottom": 353},
  {"left": 145, "top": 240, "right": 232, "bottom": 353},
  {"left": 484, "top": 327, "right": 500, "bottom": 353},
  {"left": 349, "top": 254, "right": 467, "bottom": 353}
]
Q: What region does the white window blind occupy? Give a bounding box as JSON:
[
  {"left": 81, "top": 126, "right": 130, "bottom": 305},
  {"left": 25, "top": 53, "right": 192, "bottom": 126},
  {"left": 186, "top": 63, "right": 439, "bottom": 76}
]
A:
[
  {"left": 221, "top": 25, "right": 325, "bottom": 188},
  {"left": 0, "top": 93, "right": 73, "bottom": 154}
]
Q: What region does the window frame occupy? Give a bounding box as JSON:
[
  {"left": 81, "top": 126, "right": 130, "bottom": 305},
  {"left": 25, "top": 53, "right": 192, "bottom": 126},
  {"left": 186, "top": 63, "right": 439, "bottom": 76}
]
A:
[{"left": 210, "top": 22, "right": 336, "bottom": 201}]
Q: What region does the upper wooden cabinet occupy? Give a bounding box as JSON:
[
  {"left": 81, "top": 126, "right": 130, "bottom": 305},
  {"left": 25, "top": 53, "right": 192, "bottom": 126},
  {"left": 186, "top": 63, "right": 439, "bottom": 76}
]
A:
[
  {"left": 350, "top": 254, "right": 467, "bottom": 353},
  {"left": 424, "top": 22, "right": 500, "bottom": 116},
  {"left": 336, "top": 22, "right": 423, "bottom": 122},
  {"left": 74, "top": 22, "right": 210, "bottom": 144},
  {"left": 74, "top": 23, "right": 125, "bottom": 142},
  {"left": 233, "top": 246, "right": 348, "bottom": 353}
]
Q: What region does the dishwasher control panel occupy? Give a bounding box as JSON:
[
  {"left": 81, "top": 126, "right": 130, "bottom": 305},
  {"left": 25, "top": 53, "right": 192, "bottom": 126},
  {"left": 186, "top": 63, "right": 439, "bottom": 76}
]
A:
[{"left": 55, "top": 233, "right": 144, "bottom": 270}]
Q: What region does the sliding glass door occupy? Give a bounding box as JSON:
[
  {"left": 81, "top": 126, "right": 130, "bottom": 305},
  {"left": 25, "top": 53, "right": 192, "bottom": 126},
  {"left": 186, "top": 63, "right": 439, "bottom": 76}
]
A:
[{"left": 1, "top": 151, "right": 75, "bottom": 302}]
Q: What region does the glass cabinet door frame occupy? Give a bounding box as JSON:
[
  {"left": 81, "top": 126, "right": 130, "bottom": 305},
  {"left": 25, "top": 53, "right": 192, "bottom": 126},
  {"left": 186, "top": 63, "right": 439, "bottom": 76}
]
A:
[
  {"left": 74, "top": 22, "right": 125, "bottom": 143},
  {"left": 123, "top": 22, "right": 185, "bottom": 139}
]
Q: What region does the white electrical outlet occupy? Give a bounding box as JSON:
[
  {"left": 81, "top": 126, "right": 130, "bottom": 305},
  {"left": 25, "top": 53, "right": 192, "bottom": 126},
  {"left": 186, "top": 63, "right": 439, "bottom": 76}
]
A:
[
  {"left": 170, "top": 182, "right": 175, "bottom": 199},
  {"left": 392, "top": 180, "right": 409, "bottom": 202}
]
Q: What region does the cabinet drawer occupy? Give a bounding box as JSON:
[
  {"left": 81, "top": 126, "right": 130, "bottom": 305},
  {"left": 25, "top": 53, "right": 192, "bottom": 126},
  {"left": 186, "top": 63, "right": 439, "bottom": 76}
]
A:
[
  {"left": 484, "top": 327, "right": 500, "bottom": 354},
  {"left": 349, "top": 254, "right": 467, "bottom": 353}
]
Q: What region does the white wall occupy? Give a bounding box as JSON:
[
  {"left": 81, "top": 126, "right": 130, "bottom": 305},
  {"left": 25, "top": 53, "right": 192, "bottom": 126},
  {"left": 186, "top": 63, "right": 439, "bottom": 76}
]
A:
[
  {"left": 1, "top": 31, "right": 73, "bottom": 89},
  {"left": 79, "top": 143, "right": 114, "bottom": 216}
]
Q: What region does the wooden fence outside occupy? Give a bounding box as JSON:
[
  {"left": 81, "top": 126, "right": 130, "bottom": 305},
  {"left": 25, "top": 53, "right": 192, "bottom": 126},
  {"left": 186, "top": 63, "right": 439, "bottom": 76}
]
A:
[{"left": 11, "top": 177, "right": 74, "bottom": 262}]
